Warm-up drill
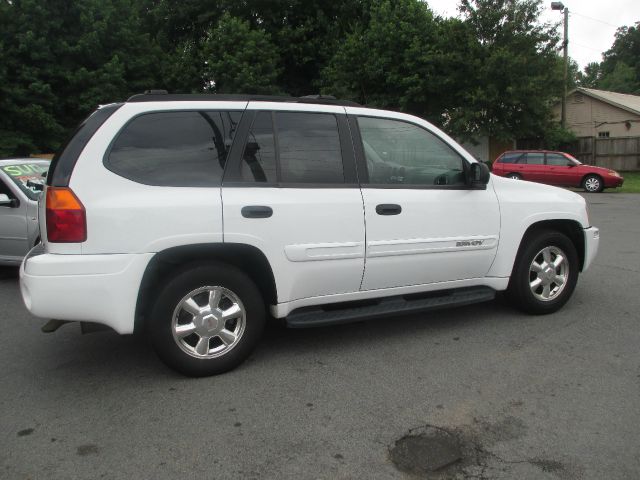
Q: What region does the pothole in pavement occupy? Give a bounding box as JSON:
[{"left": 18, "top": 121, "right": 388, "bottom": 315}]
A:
[
  {"left": 389, "top": 422, "right": 574, "bottom": 479},
  {"left": 389, "top": 425, "right": 484, "bottom": 478}
]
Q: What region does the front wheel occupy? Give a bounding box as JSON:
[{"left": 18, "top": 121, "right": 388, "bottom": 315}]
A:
[
  {"left": 148, "top": 263, "right": 265, "bottom": 376},
  {"left": 583, "top": 174, "right": 603, "bottom": 193},
  {"left": 506, "top": 230, "right": 579, "bottom": 315}
]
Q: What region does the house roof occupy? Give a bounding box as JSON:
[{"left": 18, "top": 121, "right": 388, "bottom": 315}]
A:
[{"left": 575, "top": 87, "right": 640, "bottom": 117}]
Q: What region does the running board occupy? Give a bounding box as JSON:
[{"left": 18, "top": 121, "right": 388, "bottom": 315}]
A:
[{"left": 285, "top": 286, "right": 496, "bottom": 328}]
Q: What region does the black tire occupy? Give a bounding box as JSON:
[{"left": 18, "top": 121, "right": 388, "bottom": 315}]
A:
[
  {"left": 582, "top": 174, "right": 604, "bottom": 193},
  {"left": 506, "top": 173, "right": 522, "bottom": 180},
  {"left": 506, "top": 230, "right": 579, "bottom": 315},
  {"left": 148, "top": 262, "right": 265, "bottom": 377}
]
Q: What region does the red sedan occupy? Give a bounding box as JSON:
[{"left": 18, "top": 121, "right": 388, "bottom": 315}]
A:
[{"left": 491, "top": 150, "right": 624, "bottom": 193}]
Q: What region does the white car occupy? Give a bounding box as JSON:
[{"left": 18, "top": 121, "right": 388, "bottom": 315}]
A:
[{"left": 20, "top": 92, "right": 599, "bottom": 376}]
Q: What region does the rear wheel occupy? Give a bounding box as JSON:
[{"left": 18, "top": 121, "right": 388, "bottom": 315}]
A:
[
  {"left": 148, "top": 263, "right": 265, "bottom": 376},
  {"left": 506, "top": 173, "right": 522, "bottom": 180},
  {"left": 506, "top": 230, "right": 578, "bottom": 315},
  {"left": 582, "top": 174, "right": 603, "bottom": 193}
]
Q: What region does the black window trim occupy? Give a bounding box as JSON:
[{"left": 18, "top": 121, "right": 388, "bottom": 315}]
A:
[
  {"left": 49, "top": 103, "right": 123, "bottom": 187},
  {"left": 222, "top": 109, "right": 358, "bottom": 188},
  {"left": 102, "top": 108, "right": 244, "bottom": 187},
  {"left": 349, "top": 114, "right": 472, "bottom": 190}
]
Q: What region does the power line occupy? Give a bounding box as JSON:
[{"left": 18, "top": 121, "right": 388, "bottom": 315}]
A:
[{"left": 569, "top": 11, "right": 621, "bottom": 29}]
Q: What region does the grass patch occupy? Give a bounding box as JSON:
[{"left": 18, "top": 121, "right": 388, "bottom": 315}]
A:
[{"left": 619, "top": 171, "right": 640, "bottom": 193}]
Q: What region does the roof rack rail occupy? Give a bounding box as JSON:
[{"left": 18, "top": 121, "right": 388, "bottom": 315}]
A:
[{"left": 126, "top": 91, "right": 361, "bottom": 107}]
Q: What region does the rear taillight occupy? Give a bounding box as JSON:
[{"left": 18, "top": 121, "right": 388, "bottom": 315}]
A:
[{"left": 45, "top": 187, "right": 87, "bottom": 242}]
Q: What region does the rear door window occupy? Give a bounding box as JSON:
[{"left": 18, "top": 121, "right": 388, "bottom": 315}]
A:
[
  {"left": 107, "top": 110, "right": 242, "bottom": 186},
  {"left": 276, "top": 112, "right": 344, "bottom": 184},
  {"left": 525, "top": 153, "right": 545, "bottom": 165},
  {"left": 235, "top": 111, "right": 345, "bottom": 185},
  {"left": 500, "top": 153, "right": 525, "bottom": 164},
  {"left": 240, "top": 112, "right": 277, "bottom": 183}
]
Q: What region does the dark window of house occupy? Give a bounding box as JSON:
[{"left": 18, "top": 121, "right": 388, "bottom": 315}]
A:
[
  {"left": 107, "top": 110, "right": 241, "bottom": 186},
  {"left": 240, "top": 112, "right": 277, "bottom": 183},
  {"left": 276, "top": 112, "right": 344, "bottom": 184},
  {"left": 358, "top": 116, "right": 465, "bottom": 186},
  {"left": 546, "top": 153, "right": 569, "bottom": 166},
  {"left": 598, "top": 131, "right": 610, "bottom": 138},
  {"left": 525, "top": 153, "right": 544, "bottom": 165}
]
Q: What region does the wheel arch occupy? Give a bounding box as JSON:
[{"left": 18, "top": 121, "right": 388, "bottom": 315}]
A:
[
  {"left": 517, "top": 220, "right": 585, "bottom": 273},
  {"left": 134, "top": 243, "right": 277, "bottom": 334}
]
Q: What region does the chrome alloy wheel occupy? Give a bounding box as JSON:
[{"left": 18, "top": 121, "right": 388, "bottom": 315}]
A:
[
  {"left": 584, "top": 176, "right": 601, "bottom": 192},
  {"left": 529, "top": 246, "right": 569, "bottom": 302},
  {"left": 171, "top": 286, "right": 246, "bottom": 359}
]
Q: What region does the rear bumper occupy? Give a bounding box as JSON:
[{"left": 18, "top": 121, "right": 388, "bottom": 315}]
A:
[
  {"left": 582, "top": 226, "right": 599, "bottom": 272},
  {"left": 20, "top": 249, "right": 153, "bottom": 334}
]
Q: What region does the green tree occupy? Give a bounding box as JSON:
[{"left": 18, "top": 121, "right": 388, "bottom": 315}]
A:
[
  {"left": 577, "top": 62, "right": 601, "bottom": 88},
  {"left": 447, "top": 0, "right": 563, "bottom": 142},
  {"left": 202, "top": 14, "right": 281, "bottom": 94},
  {"left": 0, "top": 0, "right": 167, "bottom": 156},
  {"left": 322, "top": 0, "right": 465, "bottom": 123},
  {"left": 597, "top": 23, "right": 640, "bottom": 93}
]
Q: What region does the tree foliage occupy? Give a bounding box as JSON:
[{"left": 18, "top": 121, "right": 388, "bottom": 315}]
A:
[
  {"left": 0, "top": 0, "right": 572, "bottom": 156},
  {"left": 577, "top": 22, "right": 640, "bottom": 94}
]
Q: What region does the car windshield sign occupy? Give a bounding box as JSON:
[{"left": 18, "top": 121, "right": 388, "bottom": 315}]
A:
[{"left": 1, "top": 163, "right": 49, "bottom": 200}]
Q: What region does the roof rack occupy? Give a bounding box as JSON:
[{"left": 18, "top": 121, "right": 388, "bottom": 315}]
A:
[{"left": 126, "top": 91, "right": 361, "bottom": 107}]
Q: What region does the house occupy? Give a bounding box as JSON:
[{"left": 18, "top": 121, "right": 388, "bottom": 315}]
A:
[
  {"left": 554, "top": 88, "right": 640, "bottom": 170},
  {"left": 557, "top": 87, "right": 640, "bottom": 138}
]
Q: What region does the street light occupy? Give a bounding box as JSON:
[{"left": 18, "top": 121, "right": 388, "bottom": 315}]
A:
[{"left": 552, "top": 1, "right": 569, "bottom": 129}]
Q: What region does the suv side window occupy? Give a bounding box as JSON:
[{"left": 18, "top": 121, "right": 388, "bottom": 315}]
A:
[
  {"left": 236, "top": 111, "right": 345, "bottom": 184},
  {"left": 277, "top": 112, "right": 344, "bottom": 184},
  {"left": 241, "top": 112, "right": 277, "bottom": 183},
  {"left": 357, "top": 116, "right": 465, "bottom": 186},
  {"left": 107, "top": 110, "right": 242, "bottom": 186},
  {"left": 546, "top": 153, "right": 569, "bottom": 166}
]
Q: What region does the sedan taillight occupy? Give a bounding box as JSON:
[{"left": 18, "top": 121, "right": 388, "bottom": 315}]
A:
[{"left": 45, "top": 187, "right": 87, "bottom": 242}]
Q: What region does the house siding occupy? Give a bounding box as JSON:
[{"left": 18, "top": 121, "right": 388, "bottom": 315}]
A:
[{"left": 555, "top": 91, "right": 640, "bottom": 137}]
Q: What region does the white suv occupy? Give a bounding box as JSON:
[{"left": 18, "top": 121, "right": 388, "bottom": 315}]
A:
[{"left": 20, "top": 92, "right": 600, "bottom": 376}]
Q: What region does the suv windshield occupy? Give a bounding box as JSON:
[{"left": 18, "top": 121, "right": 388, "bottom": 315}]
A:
[{"left": 1, "top": 162, "right": 49, "bottom": 200}]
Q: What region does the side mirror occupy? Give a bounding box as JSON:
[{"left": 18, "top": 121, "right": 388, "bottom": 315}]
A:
[
  {"left": 0, "top": 193, "right": 18, "bottom": 207},
  {"left": 468, "top": 162, "right": 490, "bottom": 189}
]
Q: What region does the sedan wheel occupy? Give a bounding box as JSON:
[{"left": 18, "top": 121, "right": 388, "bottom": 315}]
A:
[
  {"left": 507, "top": 173, "right": 521, "bottom": 180},
  {"left": 583, "top": 175, "right": 603, "bottom": 193}
]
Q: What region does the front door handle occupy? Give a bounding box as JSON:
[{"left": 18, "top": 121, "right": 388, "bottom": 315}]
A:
[
  {"left": 241, "top": 206, "right": 273, "bottom": 218},
  {"left": 376, "top": 204, "right": 402, "bottom": 215}
]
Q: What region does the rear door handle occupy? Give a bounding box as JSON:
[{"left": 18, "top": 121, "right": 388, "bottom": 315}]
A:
[
  {"left": 241, "top": 206, "right": 273, "bottom": 218},
  {"left": 376, "top": 204, "right": 402, "bottom": 215}
]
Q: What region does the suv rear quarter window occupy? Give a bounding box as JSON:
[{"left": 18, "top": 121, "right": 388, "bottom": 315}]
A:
[{"left": 106, "top": 110, "right": 242, "bottom": 186}]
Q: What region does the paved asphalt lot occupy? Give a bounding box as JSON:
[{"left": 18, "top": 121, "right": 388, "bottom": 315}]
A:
[{"left": 1, "top": 193, "right": 639, "bottom": 480}]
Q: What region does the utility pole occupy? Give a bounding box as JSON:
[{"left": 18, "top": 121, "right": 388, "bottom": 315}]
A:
[{"left": 552, "top": 2, "right": 569, "bottom": 129}]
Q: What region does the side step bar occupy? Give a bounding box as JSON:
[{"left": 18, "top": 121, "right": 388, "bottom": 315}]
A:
[{"left": 285, "top": 286, "right": 496, "bottom": 328}]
